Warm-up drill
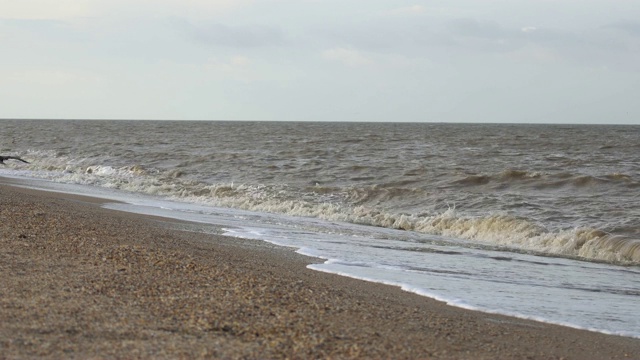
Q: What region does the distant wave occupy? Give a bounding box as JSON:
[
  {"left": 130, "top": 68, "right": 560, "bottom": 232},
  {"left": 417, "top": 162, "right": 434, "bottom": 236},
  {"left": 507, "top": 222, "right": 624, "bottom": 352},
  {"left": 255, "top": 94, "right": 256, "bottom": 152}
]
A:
[{"left": 452, "top": 169, "right": 638, "bottom": 189}]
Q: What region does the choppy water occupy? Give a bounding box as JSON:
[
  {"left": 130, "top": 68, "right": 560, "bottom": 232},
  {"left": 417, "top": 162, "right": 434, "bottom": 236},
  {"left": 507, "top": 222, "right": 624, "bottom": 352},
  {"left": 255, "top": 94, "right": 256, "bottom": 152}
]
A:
[{"left": 1, "top": 119, "right": 639, "bottom": 337}]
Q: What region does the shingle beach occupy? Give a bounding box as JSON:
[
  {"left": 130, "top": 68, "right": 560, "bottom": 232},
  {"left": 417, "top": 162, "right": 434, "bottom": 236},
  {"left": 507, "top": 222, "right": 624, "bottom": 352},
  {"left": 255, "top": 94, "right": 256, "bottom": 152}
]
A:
[{"left": 1, "top": 183, "right": 639, "bottom": 359}]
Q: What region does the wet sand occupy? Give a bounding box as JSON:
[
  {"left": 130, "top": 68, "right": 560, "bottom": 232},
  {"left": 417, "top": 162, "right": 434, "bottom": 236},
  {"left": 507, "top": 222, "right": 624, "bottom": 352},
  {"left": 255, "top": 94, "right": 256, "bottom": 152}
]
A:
[{"left": 1, "top": 183, "right": 639, "bottom": 359}]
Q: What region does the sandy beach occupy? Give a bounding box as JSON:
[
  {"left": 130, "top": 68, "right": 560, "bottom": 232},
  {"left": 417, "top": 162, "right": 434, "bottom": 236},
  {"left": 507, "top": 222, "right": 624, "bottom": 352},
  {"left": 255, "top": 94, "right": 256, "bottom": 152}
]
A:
[{"left": 1, "top": 182, "right": 639, "bottom": 359}]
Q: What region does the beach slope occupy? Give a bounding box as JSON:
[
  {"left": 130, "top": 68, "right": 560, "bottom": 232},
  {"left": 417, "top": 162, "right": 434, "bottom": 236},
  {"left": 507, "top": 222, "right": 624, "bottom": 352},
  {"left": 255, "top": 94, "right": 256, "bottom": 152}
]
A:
[{"left": 1, "top": 184, "right": 638, "bottom": 359}]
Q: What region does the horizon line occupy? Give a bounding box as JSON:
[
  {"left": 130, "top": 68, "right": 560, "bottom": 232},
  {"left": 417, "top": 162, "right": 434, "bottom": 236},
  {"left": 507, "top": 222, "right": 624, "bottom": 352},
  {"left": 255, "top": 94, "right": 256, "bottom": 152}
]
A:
[{"left": 0, "top": 118, "right": 638, "bottom": 126}]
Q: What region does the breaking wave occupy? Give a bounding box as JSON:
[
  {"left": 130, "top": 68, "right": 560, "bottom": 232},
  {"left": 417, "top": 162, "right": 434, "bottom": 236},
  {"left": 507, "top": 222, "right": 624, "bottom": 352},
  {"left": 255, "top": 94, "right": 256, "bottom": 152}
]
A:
[{"left": 10, "top": 150, "right": 640, "bottom": 266}]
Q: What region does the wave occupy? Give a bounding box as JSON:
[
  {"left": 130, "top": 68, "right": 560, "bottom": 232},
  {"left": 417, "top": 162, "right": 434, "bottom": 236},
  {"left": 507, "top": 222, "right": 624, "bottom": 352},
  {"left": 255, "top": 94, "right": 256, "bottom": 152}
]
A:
[
  {"left": 344, "top": 185, "right": 428, "bottom": 206},
  {"left": 454, "top": 174, "right": 492, "bottom": 186},
  {"left": 453, "top": 169, "right": 638, "bottom": 189},
  {"left": 9, "top": 151, "right": 640, "bottom": 266}
]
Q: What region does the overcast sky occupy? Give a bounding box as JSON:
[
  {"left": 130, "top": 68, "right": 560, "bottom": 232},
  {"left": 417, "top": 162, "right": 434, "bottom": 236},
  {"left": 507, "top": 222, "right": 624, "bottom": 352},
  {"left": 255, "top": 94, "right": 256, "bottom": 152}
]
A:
[{"left": 1, "top": 1, "right": 639, "bottom": 123}]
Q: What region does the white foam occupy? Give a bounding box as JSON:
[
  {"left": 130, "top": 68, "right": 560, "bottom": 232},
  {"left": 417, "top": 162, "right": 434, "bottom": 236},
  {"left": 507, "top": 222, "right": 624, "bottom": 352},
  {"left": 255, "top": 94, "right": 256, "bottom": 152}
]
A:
[
  {"left": 307, "top": 262, "right": 640, "bottom": 339},
  {"left": 5, "top": 159, "right": 640, "bottom": 265}
]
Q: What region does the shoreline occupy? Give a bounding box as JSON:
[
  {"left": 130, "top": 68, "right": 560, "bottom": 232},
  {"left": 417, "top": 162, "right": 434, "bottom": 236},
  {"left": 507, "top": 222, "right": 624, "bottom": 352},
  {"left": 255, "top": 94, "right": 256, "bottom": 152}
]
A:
[{"left": 1, "top": 183, "right": 639, "bottom": 359}]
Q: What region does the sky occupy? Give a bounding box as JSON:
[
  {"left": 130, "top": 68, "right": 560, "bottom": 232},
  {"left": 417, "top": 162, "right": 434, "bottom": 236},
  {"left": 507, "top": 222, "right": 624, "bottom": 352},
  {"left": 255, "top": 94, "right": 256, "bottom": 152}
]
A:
[{"left": 1, "top": 1, "right": 639, "bottom": 124}]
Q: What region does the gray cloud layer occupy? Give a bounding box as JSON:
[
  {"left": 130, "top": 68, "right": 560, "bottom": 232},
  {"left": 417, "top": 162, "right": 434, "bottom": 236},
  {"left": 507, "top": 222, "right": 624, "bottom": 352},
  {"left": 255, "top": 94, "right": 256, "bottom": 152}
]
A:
[{"left": 1, "top": 1, "right": 639, "bottom": 123}]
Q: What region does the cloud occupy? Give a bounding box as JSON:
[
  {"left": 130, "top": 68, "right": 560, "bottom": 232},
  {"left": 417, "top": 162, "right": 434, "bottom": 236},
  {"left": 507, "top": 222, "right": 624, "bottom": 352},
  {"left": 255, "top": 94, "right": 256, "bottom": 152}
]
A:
[
  {"left": 0, "top": 1, "right": 93, "bottom": 20},
  {"left": 175, "top": 20, "right": 286, "bottom": 48},
  {"left": 0, "top": 0, "right": 254, "bottom": 22},
  {"left": 318, "top": 10, "right": 640, "bottom": 72},
  {"left": 604, "top": 21, "right": 640, "bottom": 37},
  {"left": 230, "top": 55, "right": 251, "bottom": 67},
  {"left": 446, "top": 18, "right": 509, "bottom": 39},
  {"left": 205, "top": 56, "right": 248, "bottom": 71},
  {"left": 94, "top": 0, "right": 256, "bottom": 21},
  {"left": 0, "top": 18, "right": 89, "bottom": 41},
  {"left": 389, "top": 5, "right": 426, "bottom": 16},
  {"left": 506, "top": 44, "right": 561, "bottom": 64},
  {"left": 322, "top": 47, "right": 373, "bottom": 67},
  {"left": 435, "top": 18, "right": 526, "bottom": 54},
  {"left": 204, "top": 55, "right": 258, "bottom": 83},
  {"left": 4, "top": 68, "right": 104, "bottom": 86}
]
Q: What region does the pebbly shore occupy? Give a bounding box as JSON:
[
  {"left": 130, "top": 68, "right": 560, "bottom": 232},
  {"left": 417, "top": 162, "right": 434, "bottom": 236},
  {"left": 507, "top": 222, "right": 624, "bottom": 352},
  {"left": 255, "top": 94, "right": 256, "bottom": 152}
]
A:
[{"left": 1, "top": 183, "right": 639, "bottom": 359}]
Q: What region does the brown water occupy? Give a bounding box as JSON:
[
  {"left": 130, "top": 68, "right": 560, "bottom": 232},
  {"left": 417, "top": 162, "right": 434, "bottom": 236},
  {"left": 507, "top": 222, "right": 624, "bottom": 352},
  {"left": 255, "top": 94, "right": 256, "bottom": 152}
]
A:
[{"left": 1, "top": 120, "right": 639, "bottom": 264}]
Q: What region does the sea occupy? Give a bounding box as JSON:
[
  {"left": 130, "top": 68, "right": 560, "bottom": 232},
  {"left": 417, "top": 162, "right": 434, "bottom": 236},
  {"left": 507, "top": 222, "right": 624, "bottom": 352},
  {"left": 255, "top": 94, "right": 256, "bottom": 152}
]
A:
[{"left": 1, "top": 119, "right": 639, "bottom": 338}]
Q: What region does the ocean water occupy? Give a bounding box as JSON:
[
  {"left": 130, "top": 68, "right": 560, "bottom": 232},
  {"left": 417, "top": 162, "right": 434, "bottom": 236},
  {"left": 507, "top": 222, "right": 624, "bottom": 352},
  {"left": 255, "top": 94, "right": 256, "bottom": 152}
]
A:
[{"left": 1, "top": 119, "right": 639, "bottom": 338}]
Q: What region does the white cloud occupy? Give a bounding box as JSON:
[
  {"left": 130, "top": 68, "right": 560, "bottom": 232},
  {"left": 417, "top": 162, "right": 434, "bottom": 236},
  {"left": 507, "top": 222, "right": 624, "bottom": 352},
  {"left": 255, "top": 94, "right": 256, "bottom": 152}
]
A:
[
  {"left": 204, "top": 55, "right": 257, "bottom": 83},
  {"left": 0, "top": 0, "right": 253, "bottom": 21},
  {"left": 178, "top": 21, "right": 286, "bottom": 48},
  {"left": 206, "top": 55, "right": 248, "bottom": 71},
  {"left": 506, "top": 44, "right": 561, "bottom": 64},
  {"left": 389, "top": 5, "right": 426, "bottom": 16},
  {"left": 230, "top": 55, "right": 251, "bottom": 66},
  {"left": 322, "top": 47, "right": 373, "bottom": 67},
  {"left": 4, "top": 68, "right": 104, "bottom": 86},
  {"left": 95, "top": 0, "right": 253, "bottom": 20},
  {"left": 0, "top": 1, "right": 93, "bottom": 20}
]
